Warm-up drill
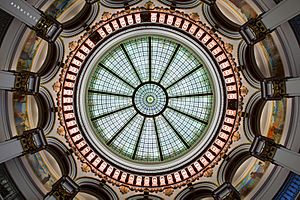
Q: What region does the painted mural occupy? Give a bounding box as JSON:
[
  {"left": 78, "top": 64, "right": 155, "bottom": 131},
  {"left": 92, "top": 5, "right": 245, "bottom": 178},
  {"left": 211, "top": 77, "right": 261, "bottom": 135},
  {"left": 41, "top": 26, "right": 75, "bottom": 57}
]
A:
[
  {"left": 224, "top": 0, "right": 287, "bottom": 196},
  {"left": 16, "top": 32, "right": 42, "bottom": 72},
  {"left": 45, "top": 0, "right": 76, "bottom": 18},
  {"left": 17, "top": 0, "right": 75, "bottom": 72},
  {"left": 13, "top": 93, "right": 30, "bottom": 134},
  {"left": 260, "top": 35, "right": 285, "bottom": 77},
  {"left": 13, "top": 0, "right": 78, "bottom": 190},
  {"left": 236, "top": 161, "right": 270, "bottom": 198},
  {"left": 26, "top": 153, "right": 57, "bottom": 190},
  {"left": 226, "top": 0, "right": 285, "bottom": 77},
  {"left": 236, "top": 98, "right": 286, "bottom": 196},
  {"left": 266, "top": 99, "right": 286, "bottom": 143},
  {"left": 228, "top": 0, "right": 258, "bottom": 20}
]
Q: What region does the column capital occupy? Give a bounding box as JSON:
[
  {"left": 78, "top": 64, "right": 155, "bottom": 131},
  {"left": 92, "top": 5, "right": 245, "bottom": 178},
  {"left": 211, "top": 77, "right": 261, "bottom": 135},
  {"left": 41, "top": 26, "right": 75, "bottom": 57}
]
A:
[
  {"left": 45, "top": 176, "right": 79, "bottom": 200},
  {"left": 18, "top": 128, "right": 47, "bottom": 154},
  {"left": 0, "top": 0, "right": 62, "bottom": 43},
  {"left": 240, "top": 15, "right": 269, "bottom": 45},
  {"left": 213, "top": 182, "right": 240, "bottom": 200},
  {"left": 13, "top": 70, "right": 40, "bottom": 94},
  {"left": 261, "top": 79, "right": 286, "bottom": 100},
  {"left": 32, "top": 13, "right": 62, "bottom": 43},
  {"left": 250, "top": 136, "right": 278, "bottom": 162}
]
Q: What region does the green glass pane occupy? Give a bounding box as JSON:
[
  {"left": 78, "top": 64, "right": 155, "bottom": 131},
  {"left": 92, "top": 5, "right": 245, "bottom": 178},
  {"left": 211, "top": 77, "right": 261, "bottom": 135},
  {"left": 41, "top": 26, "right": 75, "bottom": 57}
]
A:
[{"left": 87, "top": 36, "right": 215, "bottom": 162}]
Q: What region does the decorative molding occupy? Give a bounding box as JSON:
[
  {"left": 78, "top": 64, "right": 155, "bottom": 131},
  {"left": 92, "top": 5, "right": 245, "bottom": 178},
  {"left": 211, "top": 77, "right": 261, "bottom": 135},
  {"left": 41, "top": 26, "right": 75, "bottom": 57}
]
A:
[
  {"left": 46, "top": 137, "right": 77, "bottom": 179},
  {"left": 40, "top": 38, "right": 64, "bottom": 83},
  {"left": 175, "top": 181, "right": 217, "bottom": 199},
  {"left": 35, "top": 87, "right": 56, "bottom": 134},
  {"left": 213, "top": 182, "right": 240, "bottom": 200},
  {"left": 61, "top": 3, "right": 100, "bottom": 37},
  {"left": 81, "top": 163, "right": 91, "bottom": 173},
  {"left": 76, "top": 177, "right": 118, "bottom": 199},
  {"left": 202, "top": 3, "right": 241, "bottom": 39},
  {"left": 158, "top": 0, "right": 202, "bottom": 9},
  {"left": 100, "top": 0, "right": 142, "bottom": 9},
  {"left": 217, "top": 144, "right": 251, "bottom": 184}
]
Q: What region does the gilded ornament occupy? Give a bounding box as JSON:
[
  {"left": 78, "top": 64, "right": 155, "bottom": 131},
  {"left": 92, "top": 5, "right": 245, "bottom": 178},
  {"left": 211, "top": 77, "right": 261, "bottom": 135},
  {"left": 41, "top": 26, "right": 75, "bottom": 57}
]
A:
[
  {"left": 163, "top": 187, "right": 174, "bottom": 196},
  {"left": 240, "top": 86, "right": 249, "bottom": 97},
  {"left": 57, "top": 126, "right": 65, "bottom": 136},
  {"left": 145, "top": 1, "right": 155, "bottom": 10},
  {"left": 68, "top": 41, "right": 78, "bottom": 51},
  {"left": 52, "top": 81, "right": 61, "bottom": 93},
  {"left": 232, "top": 131, "right": 240, "bottom": 142},
  {"left": 190, "top": 13, "right": 200, "bottom": 22},
  {"left": 224, "top": 43, "right": 233, "bottom": 54},
  {"left": 81, "top": 163, "right": 91, "bottom": 173},
  {"left": 120, "top": 185, "right": 130, "bottom": 194},
  {"left": 203, "top": 168, "right": 213, "bottom": 177},
  {"left": 102, "top": 12, "right": 112, "bottom": 21}
]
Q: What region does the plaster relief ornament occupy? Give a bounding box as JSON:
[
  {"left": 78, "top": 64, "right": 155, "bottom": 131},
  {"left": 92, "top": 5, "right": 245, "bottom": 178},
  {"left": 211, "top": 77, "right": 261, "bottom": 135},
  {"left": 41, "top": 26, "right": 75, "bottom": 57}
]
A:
[
  {"left": 81, "top": 163, "right": 91, "bottom": 173},
  {"left": 190, "top": 13, "right": 200, "bottom": 22},
  {"left": 232, "top": 131, "right": 241, "bottom": 142},
  {"left": 203, "top": 168, "right": 213, "bottom": 177},
  {"left": 57, "top": 126, "right": 65, "bottom": 136},
  {"left": 120, "top": 185, "right": 130, "bottom": 194},
  {"left": 68, "top": 41, "right": 78, "bottom": 51},
  {"left": 164, "top": 187, "right": 174, "bottom": 196},
  {"left": 52, "top": 81, "right": 61, "bottom": 93},
  {"left": 240, "top": 85, "right": 249, "bottom": 97},
  {"left": 145, "top": 1, "right": 155, "bottom": 10},
  {"left": 102, "top": 12, "right": 112, "bottom": 21}
]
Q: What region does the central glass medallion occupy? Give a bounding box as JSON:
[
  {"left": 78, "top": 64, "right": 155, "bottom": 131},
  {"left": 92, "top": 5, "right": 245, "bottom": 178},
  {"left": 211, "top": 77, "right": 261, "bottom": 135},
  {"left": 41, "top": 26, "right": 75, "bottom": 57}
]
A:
[
  {"left": 86, "top": 36, "right": 215, "bottom": 162},
  {"left": 133, "top": 83, "right": 167, "bottom": 117}
]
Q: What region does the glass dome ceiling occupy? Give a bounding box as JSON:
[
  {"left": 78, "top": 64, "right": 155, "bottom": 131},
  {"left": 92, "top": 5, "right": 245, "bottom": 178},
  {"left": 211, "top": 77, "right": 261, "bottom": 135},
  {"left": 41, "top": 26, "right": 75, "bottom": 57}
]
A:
[{"left": 87, "top": 36, "right": 214, "bottom": 162}]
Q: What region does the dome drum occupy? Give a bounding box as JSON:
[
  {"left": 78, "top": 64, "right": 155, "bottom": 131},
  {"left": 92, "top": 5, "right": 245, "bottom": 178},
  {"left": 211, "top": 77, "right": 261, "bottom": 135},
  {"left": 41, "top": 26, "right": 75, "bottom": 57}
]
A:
[{"left": 58, "top": 6, "right": 242, "bottom": 191}]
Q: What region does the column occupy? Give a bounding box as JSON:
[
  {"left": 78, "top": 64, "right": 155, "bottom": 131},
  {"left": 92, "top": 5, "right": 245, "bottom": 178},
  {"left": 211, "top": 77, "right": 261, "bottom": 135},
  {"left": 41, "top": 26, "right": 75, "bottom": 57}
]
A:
[
  {"left": 213, "top": 182, "right": 240, "bottom": 200},
  {"left": 0, "top": 70, "right": 40, "bottom": 94},
  {"left": 250, "top": 136, "right": 300, "bottom": 175},
  {"left": 0, "top": 128, "right": 47, "bottom": 164},
  {"left": 261, "top": 77, "right": 300, "bottom": 100},
  {"left": 240, "top": 0, "right": 300, "bottom": 45},
  {"left": 44, "top": 176, "right": 79, "bottom": 200},
  {"left": 0, "top": 0, "right": 62, "bottom": 42}
]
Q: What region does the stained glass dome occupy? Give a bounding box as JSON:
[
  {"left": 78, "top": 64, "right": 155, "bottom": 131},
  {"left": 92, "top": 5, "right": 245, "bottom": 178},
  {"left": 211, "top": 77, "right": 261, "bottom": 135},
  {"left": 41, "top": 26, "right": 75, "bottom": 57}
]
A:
[{"left": 86, "top": 36, "right": 215, "bottom": 162}]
